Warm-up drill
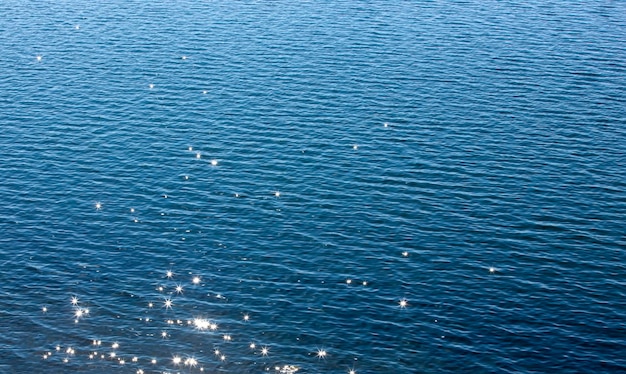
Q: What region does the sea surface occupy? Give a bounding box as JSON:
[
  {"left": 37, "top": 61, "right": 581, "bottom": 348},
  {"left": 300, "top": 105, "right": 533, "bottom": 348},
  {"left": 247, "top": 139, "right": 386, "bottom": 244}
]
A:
[{"left": 1, "top": 1, "right": 625, "bottom": 373}]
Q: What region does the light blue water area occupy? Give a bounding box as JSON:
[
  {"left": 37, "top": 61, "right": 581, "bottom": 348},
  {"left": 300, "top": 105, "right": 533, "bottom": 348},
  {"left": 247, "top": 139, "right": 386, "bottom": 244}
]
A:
[{"left": 1, "top": 0, "right": 625, "bottom": 373}]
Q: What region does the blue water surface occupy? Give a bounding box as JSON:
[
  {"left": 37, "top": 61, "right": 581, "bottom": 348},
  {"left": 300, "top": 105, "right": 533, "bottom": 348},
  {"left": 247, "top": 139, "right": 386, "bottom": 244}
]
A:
[{"left": 1, "top": 1, "right": 625, "bottom": 373}]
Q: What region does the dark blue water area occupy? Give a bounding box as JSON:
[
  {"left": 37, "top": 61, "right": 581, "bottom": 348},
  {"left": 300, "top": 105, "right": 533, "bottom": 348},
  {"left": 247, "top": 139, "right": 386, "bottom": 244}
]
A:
[{"left": 1, "top": 0, "right": 625, "bottom": 373}]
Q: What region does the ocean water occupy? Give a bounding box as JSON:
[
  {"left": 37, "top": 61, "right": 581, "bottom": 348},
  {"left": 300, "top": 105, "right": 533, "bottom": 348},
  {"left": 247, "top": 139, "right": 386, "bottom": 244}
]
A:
[{"left": 1, "top": 0, "right": 625, "bottom": 373}]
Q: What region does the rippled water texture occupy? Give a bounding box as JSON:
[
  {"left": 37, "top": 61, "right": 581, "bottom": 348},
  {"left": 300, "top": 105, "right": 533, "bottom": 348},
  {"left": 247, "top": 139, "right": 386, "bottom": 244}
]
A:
[{"left": 1, "top": 0, "right": 625, "bottom": 373}]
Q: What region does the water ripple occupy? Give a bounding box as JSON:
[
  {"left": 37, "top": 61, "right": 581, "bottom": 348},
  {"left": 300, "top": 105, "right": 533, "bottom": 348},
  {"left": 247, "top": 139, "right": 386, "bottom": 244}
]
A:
[{"left": 1, "top": 0, "right": 626, "bottom": 373}]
